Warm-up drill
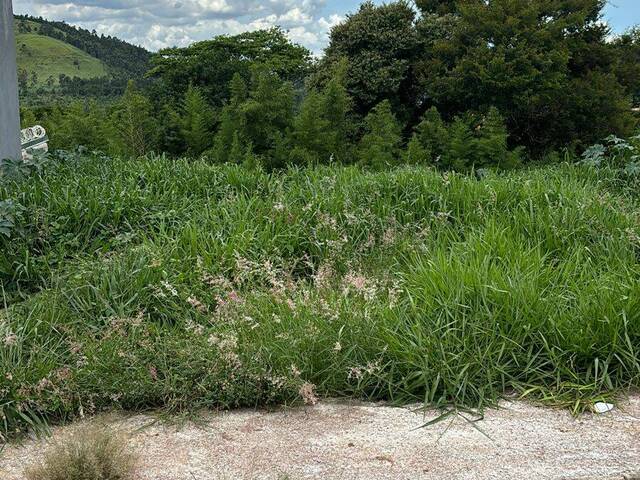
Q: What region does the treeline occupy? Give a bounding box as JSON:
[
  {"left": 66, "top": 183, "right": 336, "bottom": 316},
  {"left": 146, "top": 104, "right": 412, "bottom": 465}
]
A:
[{"left": 21, "top": 1, "right": 640, "bottom": 169}]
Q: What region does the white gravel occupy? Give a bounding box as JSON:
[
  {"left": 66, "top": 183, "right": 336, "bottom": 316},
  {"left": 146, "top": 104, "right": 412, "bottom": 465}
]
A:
[{"left": 1, "top": 396, "right": 639, "bottom": 480}]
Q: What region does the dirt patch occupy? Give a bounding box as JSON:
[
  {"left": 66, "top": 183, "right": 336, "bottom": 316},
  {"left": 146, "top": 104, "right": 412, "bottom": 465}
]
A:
[{"left": 2, "top": 397, "right": 639, "bottom": 480}]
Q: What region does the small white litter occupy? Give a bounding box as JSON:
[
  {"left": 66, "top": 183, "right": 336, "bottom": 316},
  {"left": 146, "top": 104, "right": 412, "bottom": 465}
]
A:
[{"left": 593, "top": 402, "right": 615, "bottom": 414}]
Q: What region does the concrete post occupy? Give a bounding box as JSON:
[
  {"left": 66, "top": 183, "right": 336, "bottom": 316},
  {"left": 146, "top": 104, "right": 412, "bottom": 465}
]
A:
[{"left": 0, "top": 0, "right": 21, "bottom": 161}]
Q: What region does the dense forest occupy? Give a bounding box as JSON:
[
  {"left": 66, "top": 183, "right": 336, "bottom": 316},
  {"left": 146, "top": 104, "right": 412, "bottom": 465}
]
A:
[{"left": 20, "top": 0, "right": 640, "bottom": 168}]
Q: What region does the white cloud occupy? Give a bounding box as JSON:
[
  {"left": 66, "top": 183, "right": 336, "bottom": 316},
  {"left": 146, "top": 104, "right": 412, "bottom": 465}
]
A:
[{"left": 15, "top": 0, "right": 341, "bottom": 54}]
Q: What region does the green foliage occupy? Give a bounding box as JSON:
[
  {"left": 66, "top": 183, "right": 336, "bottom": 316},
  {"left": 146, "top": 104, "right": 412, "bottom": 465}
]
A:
[
  {"left": 44, "top": 101, "right": 109, "bottom": 152},
  {"left": 612, "top": 27, "right": 640, "bottom": 107},
  {"left": 240, "top": 68, "right": 295, "bottom": 166},
  {"left": 227, "top": 132, "right": 245, "bottom": 165},
  {"left": 404, "top": 134, "right": 431, "bottom": 164},
  {"left": 291, "top": 90, "right": 331, "bottom": 164},
  {"left": 357, "top": 100, "right": 402, "bottom": 168},
  {"left": 2, "top": 155, "right": 640, "bottom": 438},
  {"left": 413, "top": 107, "right": 448, "bottom": 160},
  {"left": 319, "top": 59, "right": 353, "bottom": 162},
  {"left": 0, "top": 200, "right": 23, "bottom": 239},
  {"left": 149, "top": 28, "right": 311, "bottom": 108},
  {"left": 411, "top": 107, "right": 522, "bottom": 171},
  {"left": 320, "top": 1, "right": 419, "bottom": 121},
  {"left": 474, "top": 107, "right": 523, "bottom": 169},
  {"left": 107, "top": 81, "right": 157, "bottom": 157},
  {"left": 180, "top": 85, "right": 214, "bottom": 156},
  {"left": 290, "top": 60, "right": 353, "bottom": 165},
  {"left": 581, "top": 133, "right": 640, "bottom": 177},
  {"left": 415, "top": 0, "right": 636, "bottom": 151},
  {"left": 415, "top": 0, "right": 458, "bottom": 14}
]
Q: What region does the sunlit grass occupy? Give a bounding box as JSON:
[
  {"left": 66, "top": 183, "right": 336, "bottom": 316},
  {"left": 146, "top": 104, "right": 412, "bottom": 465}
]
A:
[{"left": 1, "top": 153, "right": 639, "bottom": 437}]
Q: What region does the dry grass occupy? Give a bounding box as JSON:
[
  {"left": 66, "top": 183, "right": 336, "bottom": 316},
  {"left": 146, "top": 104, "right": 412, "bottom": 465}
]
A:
[{"left": 25, "top": 425, "right": 136, "bottom": 480}]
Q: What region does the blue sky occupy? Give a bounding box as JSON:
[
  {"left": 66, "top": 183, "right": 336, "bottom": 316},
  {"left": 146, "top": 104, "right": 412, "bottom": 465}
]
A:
[
  {"left": 602, "top": 0, "right": 640, "bottom": 33},
  {"left": 15, "top": 0, "right": 640, "bottom": 54}
]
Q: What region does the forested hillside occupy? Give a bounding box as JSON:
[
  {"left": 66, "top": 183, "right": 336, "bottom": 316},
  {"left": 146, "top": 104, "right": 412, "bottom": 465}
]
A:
[{"left": 15, "top": 15, "right": 151, "bottom": 104}]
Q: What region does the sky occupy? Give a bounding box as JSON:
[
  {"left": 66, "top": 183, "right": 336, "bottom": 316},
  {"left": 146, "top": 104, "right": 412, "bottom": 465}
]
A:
[{"left": 13, "top": 0, "right": 640, "bottom": 55}]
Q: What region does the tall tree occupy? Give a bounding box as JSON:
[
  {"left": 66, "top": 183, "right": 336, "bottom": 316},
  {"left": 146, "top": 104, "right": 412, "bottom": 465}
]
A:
[
  {"left": 149, "top": 28, "right": 311, "bottom": 108},
  {"left": 320, "top": 59, "right": 353, "bottom": 162},
  {"left": 291, "top": 60, "right": 353, "bottom": 164},
  {"left": 357, "top": 100, "right": 403, "bottom": 168},
  {"left": 108, "top": 80, "right": 156, "bottom": 157},
  {"left": 180, "top": 84, "right": 214, "bottom": 156},
  {"left": 291, "top": 90, "right": 331, "bottom": 164},
  {"left": 415, "top": 0, "right": 635, "bottom": 151},
  {"left": 241, "top": 67, "right": 295, "bottom": 158},
  {"left": 211, "top": 73, "right": 247, "bottom": 163},
  {"left": 319, "top": 1, "right": 419, "bottom": 123}
]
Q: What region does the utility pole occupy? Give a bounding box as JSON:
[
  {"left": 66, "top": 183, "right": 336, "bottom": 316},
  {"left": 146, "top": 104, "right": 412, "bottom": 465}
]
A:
[{"left": 1, "top": 0, "right": 21, "bottom": 161}]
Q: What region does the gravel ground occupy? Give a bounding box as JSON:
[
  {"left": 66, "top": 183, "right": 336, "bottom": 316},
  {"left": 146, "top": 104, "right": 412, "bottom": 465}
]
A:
[{"left": 2, "top": 396, "right": 639, "bottom": 480}]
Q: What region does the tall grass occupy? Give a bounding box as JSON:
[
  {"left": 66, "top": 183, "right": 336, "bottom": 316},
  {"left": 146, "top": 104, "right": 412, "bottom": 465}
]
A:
[{"left": 1, "top": 153, "right": 639, "bottom": 437}]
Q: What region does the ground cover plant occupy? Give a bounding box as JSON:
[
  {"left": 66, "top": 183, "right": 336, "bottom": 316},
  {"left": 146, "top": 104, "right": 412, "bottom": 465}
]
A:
[
  {"left": 1, "top": 151, "right": 640, "bottom": 438},
  {"left": 25, "top": 424, "right": 136, "bottom": 480}
]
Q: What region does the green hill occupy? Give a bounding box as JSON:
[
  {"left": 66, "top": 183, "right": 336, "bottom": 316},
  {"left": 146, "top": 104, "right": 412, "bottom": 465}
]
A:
[
  {"left": 17, "top": 33, "right": 109, "bottom": 85},
  {"left": 14, "top": 16, "right": 151, "bottom": 102}
]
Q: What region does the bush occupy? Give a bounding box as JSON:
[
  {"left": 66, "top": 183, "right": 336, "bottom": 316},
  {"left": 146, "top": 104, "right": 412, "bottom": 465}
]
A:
[
  {"left": 582, "top": 134, "right": 640, "bottom": 174},
  {"left": 25, "top": 425, "right": 136, "bottom": 480},
  {"left": 412, "top": 107, "right": 522, "bottom": 171},
  {"left": 357, "top": 100, "right": 402, "bottom": 168}
]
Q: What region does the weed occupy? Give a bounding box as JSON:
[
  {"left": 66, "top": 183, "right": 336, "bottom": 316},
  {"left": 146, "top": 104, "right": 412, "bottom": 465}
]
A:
[{"left": 25, "top": 425, "right": 136, "bottom": 480}]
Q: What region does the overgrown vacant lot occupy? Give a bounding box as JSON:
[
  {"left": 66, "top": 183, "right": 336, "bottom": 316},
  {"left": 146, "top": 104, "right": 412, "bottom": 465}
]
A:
[{"left": 1, "top": 154, "right": 640, "bottom": 437}]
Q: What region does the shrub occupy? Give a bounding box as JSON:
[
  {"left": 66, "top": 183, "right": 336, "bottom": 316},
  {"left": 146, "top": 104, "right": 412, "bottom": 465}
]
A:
[
  {"left": 25, "top": 425, "right": 136, "bottom": 480},
  {"left": 412, "top": 106, "right": 522, "bottom": 171},
  {"left": 581, "top": 134, "right": 640, "bottom": 174},
  {"left": 357, "top": 100, "right": 402, "bottom": 168},
  {"left": 0, "top": 199, "right": 23, "bottom": 239}
]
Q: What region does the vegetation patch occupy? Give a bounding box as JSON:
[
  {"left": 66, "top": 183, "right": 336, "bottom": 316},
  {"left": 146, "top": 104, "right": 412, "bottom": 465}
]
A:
[
  {"left": 1, "top": 154, "right": 639, "bottom": 437},
  {"left": 17, "top": 33, "right": 109, "bottom": 87},
  {"left": 25, "top": 425, "right": 136, "bottom": 480}
]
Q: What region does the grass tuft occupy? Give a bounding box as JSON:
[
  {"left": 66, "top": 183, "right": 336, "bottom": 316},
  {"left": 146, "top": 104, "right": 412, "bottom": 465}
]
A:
[{"left": 25, "top": 425, "right": 136, "bottom": 480}]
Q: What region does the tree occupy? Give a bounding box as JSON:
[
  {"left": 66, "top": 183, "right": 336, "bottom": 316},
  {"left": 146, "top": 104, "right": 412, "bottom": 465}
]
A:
[
  {"left": 180, "top": 85, "right": 214, "bottom": 156},
  {"left": 241, "top": 67, "right": 295, "bottom": 159},
  {"left": 107, "top": 80, "right": 156, "bottom": 157},
  {"left": 415, "top": 0, "right": 635, "bottom": 152},
  {"left": 291, "top": 90, "right": 331, "bottom": 164},
  {"left": 404, "top": 134, "right": 431, "bottom": 164},
  {"left": 156, "top": 101, "right": 186, "bottom": 155},
  {"left": 612, "top": 27, "right": 640, "bottom": 107},
  {"left": 413, "top": 107, "right": 448, "bottom": 161},
  {"left": 149, "top": 28, "right": 311, "bottom": 108},
  {"left": 228, "top": 131, "right": 244, "bottom": 164},
  {"left": 357, "top": 100, "right": 402, "bottom": 168},
  {"left": 319, "top": 1, "right": 419, "bottom": 123},
  {"left": 320, "top": 59, "right": 353, "bottom": 162},
  {"left": 211, "top": 74, "right": 247, "bottom": 163}
]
